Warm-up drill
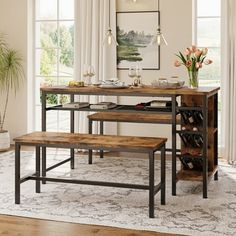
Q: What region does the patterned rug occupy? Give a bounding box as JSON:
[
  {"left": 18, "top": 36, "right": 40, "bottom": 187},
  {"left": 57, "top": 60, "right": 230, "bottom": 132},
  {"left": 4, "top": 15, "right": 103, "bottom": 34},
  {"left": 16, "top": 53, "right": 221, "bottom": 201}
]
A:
[{"left": 0, "top": 150, "right": 235, "bottom": 236}]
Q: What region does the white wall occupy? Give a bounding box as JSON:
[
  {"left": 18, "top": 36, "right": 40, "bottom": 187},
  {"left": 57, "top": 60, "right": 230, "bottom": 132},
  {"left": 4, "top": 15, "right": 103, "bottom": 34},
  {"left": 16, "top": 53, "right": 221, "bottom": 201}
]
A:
[
  {"left": 0, "top": 0, "right": 192, "bottom": 145},
  {"left": 116, "top": 0, "right": 192, "bottom": 147},
  {"left": 0, "top": 0, "right": 28, "bottom": 141}
]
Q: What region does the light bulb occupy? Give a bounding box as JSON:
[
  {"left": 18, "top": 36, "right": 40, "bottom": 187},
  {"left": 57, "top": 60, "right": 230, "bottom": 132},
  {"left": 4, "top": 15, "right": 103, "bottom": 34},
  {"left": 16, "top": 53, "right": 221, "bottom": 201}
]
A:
[
  {"left": 107, "top": 30, "right": 112, "bottom": 45},
  {"left": 103, "top": 29, "right": 118, "bottom": 46},
  {"left": 150, "top": 28, "right": 168, "bottom": 46},
  {"left": 157, "top": 35, "right": 161, "bottom": 45}
]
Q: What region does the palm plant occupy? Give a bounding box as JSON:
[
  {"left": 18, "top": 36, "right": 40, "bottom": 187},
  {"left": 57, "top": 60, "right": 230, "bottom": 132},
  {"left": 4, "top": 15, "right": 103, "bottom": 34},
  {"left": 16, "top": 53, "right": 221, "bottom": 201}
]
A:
[{"left": 0, "top": 34, "right": 25, "bottom": 132}]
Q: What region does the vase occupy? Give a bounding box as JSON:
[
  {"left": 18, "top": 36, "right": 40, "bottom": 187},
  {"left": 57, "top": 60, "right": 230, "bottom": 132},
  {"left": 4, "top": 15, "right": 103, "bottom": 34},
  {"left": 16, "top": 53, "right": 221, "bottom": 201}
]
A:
[{"left": 188, "top": 70, "right": 199, "bottom": 89}]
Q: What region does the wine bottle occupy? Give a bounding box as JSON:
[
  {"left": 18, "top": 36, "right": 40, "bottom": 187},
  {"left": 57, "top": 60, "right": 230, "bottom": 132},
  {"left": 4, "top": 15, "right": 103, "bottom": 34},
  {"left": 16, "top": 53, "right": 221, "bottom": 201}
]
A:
[
  {"left": 179, "top": 157, "right": 193, "bottom": 170},
  {"left": 193, "top": 110, "right": 204, "bottom": 125},
  {"left": 179, "top": 133, "right": 188, "bottom": 146},
  {"left": 193, "top": 134, "right": 203, "bottom": 148},
  {"left": 185, "top": 157, "right": 194, "bottom": 169},
  {"left": 194, "top": 157, "right": 203, "bottom": 170},
  {"left": 185, "top": 133, "right": 195, "bottom": 147},
  {"left": 180, "top": 111, "right": 189, "bottom": 124},
  {"left": 186, "top": 110, "right": 194, "bottom": 124}
]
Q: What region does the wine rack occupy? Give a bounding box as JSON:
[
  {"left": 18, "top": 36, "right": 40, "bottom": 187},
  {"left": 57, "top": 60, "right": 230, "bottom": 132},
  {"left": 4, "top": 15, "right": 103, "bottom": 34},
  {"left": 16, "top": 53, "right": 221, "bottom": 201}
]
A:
[{"left": 176, "top": 94, "right": 218, "bottom": 186}]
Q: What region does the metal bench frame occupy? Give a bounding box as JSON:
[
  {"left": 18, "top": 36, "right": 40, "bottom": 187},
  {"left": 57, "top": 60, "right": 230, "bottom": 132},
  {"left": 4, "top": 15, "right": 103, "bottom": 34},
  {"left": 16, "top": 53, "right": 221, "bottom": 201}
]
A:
[{"left": 15, "top": 132, "right": 166, "bottom": 218}]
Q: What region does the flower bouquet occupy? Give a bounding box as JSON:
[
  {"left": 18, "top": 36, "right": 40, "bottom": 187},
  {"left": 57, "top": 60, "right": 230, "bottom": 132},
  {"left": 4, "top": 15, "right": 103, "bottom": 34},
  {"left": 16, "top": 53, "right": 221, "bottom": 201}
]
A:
[{"left": 174, "top": 45, "right": 213, "bottom": 88}]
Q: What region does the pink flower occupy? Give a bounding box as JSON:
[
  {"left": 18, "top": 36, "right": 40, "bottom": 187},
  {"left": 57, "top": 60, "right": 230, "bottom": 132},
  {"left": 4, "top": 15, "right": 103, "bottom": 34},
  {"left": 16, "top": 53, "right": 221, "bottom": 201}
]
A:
[
  {"left": 185, "top": 48, "right": 192, "bottom": 56},
  {"left": 174, "top": 60, "right": 182, "bottom": 67},
  {"left": 190, "top": 45, "right": 197, "bottom": 53},
  {"left": 195, "top": 49, "right": 202, "bottom": 57},
  {"left": 185, "top": 60, "right": 192, "bottom": 68},
  {"left": 204, "top": 59, "right": 213, "bottom": 65},
  {"left": 196, "top": 62, "right": 202, "bottom": 69},
  {"left": 202, "top": 48, "right": 208, "bottom": 55}
]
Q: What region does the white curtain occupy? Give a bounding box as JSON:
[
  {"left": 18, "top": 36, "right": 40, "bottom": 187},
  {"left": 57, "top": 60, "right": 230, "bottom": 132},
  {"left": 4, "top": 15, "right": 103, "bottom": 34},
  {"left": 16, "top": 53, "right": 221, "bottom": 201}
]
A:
[
  {"left": 74, "top": 0, "right": 117, "bottom": 134},
  {"left": 221, "top": 0, "right": 236, "bottom": 165}
]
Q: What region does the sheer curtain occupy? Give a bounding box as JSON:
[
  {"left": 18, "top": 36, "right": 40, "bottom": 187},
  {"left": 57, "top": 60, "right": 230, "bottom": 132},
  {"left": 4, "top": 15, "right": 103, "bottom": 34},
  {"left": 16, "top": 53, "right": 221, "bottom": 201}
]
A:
[
  {"left": 221, "top": 0, "right": 236, "bottom": 165},
  {"left": 74, "top": 0, "right": 117, "bottom": 134}
]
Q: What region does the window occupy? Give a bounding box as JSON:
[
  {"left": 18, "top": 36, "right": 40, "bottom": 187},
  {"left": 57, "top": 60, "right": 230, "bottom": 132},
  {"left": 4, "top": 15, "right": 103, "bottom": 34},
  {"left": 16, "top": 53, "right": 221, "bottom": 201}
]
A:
[
  {"left": 194, "top": 0, "right": 221, "bottom": 87},
  {"left": 34, "top": 0, "right": 74, "bottom": 131},
  {"left": 194, "top": 0, "right": 221, "bottom": 146}
]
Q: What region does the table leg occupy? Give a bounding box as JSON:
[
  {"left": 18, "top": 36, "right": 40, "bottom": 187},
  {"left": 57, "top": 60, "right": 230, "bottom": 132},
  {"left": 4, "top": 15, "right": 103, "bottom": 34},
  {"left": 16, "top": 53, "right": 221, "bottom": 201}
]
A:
[
  {"left": 100, "top": 121, "right": 104, "bottom": 159},
  {"left": 161, "top": 144, "right": 166, "bottom": 205},
  {"left": 70, "top": 94, "right": 75, "bottom": 169},
  {"left": 203, "top": 96, "right": 208, "bottom": 198},
  {"left": 172, "top": 95, "right": 177, "bottom": 196},
  {"left": 42, "top": 91, "right": 47, "bottom": 184},
  {"left": 15, "top": 143, "right": 21, "bottom": 204},
  {"left": 214, "top": 93, "right": 218, "bottom": 181},
  {"left": 88, "top": 119, "right": 93, "bottom": 164},
  {"left": 36, "top": 146, "right": 41, "bottom": 193},
  {"left": 149, "top": 151, "right": 155, "bottom": 218}
]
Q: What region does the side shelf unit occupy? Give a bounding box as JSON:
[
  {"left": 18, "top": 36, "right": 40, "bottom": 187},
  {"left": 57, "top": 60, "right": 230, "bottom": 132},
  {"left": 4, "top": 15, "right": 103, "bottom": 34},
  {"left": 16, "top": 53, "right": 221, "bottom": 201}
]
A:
[{"left": 174, "top": 93, "right": 218, "bottom": 198}]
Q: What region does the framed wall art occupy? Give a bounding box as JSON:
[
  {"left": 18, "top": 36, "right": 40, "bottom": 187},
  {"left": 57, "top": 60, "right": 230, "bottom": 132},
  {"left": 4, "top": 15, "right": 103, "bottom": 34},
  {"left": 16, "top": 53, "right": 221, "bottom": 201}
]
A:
[{"left": 116, "top": 11, "right": 160, "bottom": 70}]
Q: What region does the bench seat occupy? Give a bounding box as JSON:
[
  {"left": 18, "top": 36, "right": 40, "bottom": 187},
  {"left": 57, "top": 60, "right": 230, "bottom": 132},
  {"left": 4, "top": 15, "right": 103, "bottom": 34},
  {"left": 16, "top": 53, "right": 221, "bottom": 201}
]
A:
[
  {"left": 88, "top": 112, "right": 180, "bottom": 159},
  {"left": 14, "top": 131, "right": 167, "bottom": 218},
  {"left": 88, "top": 112, "right": 180, "bottom": 124}
]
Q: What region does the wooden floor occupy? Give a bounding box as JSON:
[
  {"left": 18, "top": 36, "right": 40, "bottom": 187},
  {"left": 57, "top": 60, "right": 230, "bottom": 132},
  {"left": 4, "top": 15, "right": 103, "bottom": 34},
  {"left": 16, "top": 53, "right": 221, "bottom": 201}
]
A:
[{"left": 0, "top": 215, "right": 178, "bottom": 236}]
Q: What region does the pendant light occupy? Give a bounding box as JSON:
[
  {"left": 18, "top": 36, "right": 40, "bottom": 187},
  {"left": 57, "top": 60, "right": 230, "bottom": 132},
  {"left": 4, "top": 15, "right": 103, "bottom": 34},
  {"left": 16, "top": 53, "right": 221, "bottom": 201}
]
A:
[
  {"left": 151, "top": 0, "right": 168, "bottom": 46},
  {"left": 103, "top": 0, "right": 118, "bottom": 46}
]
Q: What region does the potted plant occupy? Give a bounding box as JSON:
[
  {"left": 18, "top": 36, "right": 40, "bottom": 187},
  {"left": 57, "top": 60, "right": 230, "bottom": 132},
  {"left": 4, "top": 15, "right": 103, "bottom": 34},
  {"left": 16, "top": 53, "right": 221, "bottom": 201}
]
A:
[{"left": 0, "top": 34, "right": 24, "bottom": 151}]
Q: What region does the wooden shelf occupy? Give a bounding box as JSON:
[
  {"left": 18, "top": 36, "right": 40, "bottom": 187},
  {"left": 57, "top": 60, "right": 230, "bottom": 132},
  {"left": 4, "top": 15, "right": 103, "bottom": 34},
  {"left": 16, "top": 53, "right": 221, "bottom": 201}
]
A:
[{"left": 176, "top": 165, "right": 218, "bottom": 182}]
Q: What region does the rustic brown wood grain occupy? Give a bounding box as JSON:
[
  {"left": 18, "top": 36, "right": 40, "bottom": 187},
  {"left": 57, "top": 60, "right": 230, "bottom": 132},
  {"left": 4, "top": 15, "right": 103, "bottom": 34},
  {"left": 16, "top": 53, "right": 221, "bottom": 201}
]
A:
[
  {"left": 176, "top": 165, "right": 218, "bottom": 182},
  {"left": 88, "top": 112, "right": 181, "bottom": 124},
  {"left": 40, "top": 85, "right": 220, "bottom": 96},
  {"left": 0, "top": 215, "right": 180, "bottom": 236},
  {"left": 14, "top": 132, "right": 167, "bottom": 152}
]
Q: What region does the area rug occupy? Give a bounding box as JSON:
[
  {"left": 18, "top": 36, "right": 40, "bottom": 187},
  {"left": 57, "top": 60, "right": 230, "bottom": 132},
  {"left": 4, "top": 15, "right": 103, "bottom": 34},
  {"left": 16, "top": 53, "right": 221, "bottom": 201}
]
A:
[{"left": 0, "top": 150, "right": 235, "bottom": 236}]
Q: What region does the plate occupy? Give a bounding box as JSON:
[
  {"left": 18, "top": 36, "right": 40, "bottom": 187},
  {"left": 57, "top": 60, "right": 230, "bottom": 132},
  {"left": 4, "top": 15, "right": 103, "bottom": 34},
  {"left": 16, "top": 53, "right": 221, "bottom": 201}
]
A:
[{"left": 99, "top": 84, "right": 129, "bottom": 89}]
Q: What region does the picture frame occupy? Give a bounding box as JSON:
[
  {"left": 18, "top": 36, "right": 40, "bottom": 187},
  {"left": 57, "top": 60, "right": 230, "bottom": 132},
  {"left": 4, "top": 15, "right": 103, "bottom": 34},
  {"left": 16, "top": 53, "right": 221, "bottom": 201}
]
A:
[{"left": 116, "top": 11, "right": 160, "bottom": 70}]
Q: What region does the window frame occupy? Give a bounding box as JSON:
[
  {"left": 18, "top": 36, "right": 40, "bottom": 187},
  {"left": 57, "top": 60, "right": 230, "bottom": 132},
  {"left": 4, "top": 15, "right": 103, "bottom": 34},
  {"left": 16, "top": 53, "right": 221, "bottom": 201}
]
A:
[{"left": 33, "top": 0, "right": 75, "bottom": 132}]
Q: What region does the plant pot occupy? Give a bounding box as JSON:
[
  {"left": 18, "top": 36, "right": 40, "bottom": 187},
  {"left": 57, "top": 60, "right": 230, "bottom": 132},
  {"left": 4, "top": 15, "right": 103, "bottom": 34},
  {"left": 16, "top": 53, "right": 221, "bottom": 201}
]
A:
[{"left": 0, "top": 130, "right": 10, "bottom": 151}]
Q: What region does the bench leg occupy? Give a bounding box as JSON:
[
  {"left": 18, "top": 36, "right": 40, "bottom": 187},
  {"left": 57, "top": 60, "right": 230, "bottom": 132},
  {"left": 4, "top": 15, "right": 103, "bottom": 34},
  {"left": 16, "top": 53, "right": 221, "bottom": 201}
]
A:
[
  {"left": 70, "top": 148, "right": 75, "bottom": 169},
  {"left": 42, "top": 147, "right": 46, "bottom": 184},
  {"left": 149, "top": 151, "right": 155, "bottom": 218},
  {"left": 88, "top": 119, "right": 93, "bottom": 164},
  {"left": 36, "top": 146, "right": 41, "bottom": 193},
  {"left": 15, "top": 143, "right": 21, "bottom": 204},
  {"left": 100, "top": 121, "right": 104, "bottom": 159},
  {"left": 161, "top": 145, "right": 166, "bottom": 205}
]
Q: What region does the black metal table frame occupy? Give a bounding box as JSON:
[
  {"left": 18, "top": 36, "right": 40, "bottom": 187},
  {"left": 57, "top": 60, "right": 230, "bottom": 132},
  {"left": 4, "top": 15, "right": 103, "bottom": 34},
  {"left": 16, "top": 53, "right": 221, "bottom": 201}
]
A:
[
  {"left": 15, "top": 142, "right": 166, "bottom": 218},
  {"left": 41, "top": 89, "right": 218, "bottom": 198}
]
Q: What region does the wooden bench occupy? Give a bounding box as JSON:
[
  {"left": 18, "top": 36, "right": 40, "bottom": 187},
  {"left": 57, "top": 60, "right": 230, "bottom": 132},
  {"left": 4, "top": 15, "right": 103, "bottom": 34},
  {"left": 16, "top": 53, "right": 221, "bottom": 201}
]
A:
[
  {"left": 88, "top": 112, "right": 180, "bottom": 161},
  {"left": 14, "top": 131, "right": 167, "bottom": 218}
]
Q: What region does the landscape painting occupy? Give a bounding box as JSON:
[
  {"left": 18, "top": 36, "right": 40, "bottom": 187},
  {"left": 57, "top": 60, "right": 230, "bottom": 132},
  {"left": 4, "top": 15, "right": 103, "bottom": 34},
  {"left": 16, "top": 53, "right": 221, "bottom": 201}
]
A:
[{"left": 116, "top": 11, "right": 160, "bottom": 70}]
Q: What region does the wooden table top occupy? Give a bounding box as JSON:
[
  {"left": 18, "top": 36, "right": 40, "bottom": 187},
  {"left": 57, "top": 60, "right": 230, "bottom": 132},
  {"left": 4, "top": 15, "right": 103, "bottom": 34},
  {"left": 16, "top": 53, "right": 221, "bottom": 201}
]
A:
[
  {"left": 41, "top": 85, "right": 220, "bottom": 97},
  {"left": 14, "top": 132, "right": 167, "bottom": 152}
]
